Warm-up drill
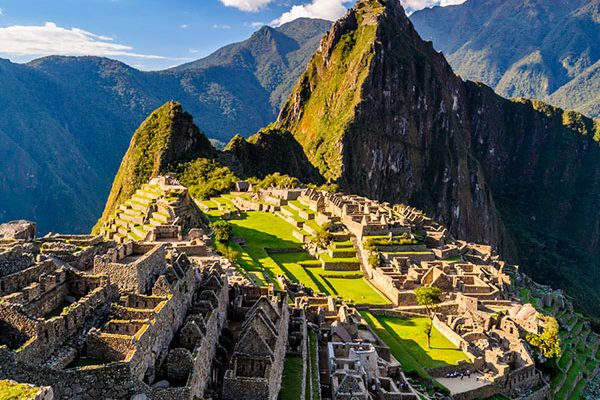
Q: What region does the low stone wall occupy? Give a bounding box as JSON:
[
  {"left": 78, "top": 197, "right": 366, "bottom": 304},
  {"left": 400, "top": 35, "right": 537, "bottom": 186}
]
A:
[
  {"left": 293, "top": 230, "right": 308, "bottom": 243},
  {"left": 15, "top": 282, "right": 117, "bottom": 364},
  {"left": 450, "top": 382, "right": 503, "bottom": 400},
  {"left": 0, "top": 260, "right": 56, "bottom": 296},
  {"left": 0, "top": 246, "right": 34, "bottom": 278},
  {"left": 321, "top": 259, "right": 360, "bottom": 271}
]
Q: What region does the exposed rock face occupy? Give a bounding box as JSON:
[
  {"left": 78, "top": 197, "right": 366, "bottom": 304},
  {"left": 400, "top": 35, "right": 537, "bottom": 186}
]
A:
[
  {"left": 276, "top": 0, "right": 600, "bottom": 315},
  {"left": 278, "top": 0, "right": 504, "bottom": 247},
  {"left": 95, "top": 102, "right": 215, "bottom": 231}
]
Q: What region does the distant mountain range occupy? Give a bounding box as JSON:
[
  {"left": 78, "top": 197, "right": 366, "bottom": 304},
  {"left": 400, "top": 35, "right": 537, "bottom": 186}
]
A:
[
  {"left": 0, "top": 18, "right": 330, "bottom": 234},
  {"left": 411, "top": 0, "right": 600, "bottom": 118}
]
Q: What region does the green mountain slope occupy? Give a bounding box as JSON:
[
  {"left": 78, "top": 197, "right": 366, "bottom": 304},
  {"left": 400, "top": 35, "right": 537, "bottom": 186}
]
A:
[
  {"left": 410, "top": 0, "right": 600, "bottom": 118},
  {"left": 95, "top": 102, "right": 215, "bottom": 230},
  {"left": 0, "top": 18, "right": 330, "bottom": 234},
  {"left": 276, "top": 0, "right": 600, "bottom": 317}
]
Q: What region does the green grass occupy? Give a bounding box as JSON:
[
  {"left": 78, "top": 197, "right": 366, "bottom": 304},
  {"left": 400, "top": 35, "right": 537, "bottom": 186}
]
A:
[
  {"left": 0, "top": 380, "right": 41, "bottom": 400},
  {"left": 272, "top": 251, "right": 387, "bottom": 304},
  {"left": 360, "top": 312, "right": 470, "bottom": 370},
  {"left": 279, "top": 355, "right": 304, "bottom": 400},
  {"left": 210, "top": 209, "right": 387, "bottom": 304},
  {"left": 307, "top": 331, "right": 320, "bottom": 400}
]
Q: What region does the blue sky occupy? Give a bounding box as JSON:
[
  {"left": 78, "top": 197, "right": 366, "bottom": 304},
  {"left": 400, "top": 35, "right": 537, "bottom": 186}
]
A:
[{"left": 0, "top": 0, "right": 464, "bottom": 71}]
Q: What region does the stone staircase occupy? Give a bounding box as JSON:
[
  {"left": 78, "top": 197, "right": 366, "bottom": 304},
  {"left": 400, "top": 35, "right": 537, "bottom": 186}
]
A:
[{"left": 100, "top": 183, "right": 178, "bottom": 243}]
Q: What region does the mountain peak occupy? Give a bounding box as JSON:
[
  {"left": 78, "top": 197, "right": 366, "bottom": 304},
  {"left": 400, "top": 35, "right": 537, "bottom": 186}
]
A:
[{"left": 94, "top": 101, "right": 215, "bottom": 231}]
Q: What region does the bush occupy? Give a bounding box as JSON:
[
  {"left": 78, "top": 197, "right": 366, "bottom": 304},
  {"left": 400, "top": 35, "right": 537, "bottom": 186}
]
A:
[
  {"left": 211, "top": 220, "right": 232, "bottom": 243},
  {"left": 311, "top": 223, "right": 332, "bottom": 249},
  {"left": 221, "top": 246, "right": 239, "bottom": 262},
  {"left": 255, "top": 172, "right": 299, "bottom": 189},
  {"left": 369, "top": 253, "right": 381, "bottom": 268},
  {"left": 526, "top": 315, "right": 561, "bottom": 359},
  {"left": 178, "top": 158, "right": 238, "bottom": 199}
]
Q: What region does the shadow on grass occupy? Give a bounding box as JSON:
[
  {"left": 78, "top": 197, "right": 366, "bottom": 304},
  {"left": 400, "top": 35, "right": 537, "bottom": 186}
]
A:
[
  {"left": 320, "top": 276, "right": 339, "bottom": 295},
  {"left": 378, "top": 317, "right": 456, "bottom": 369}
]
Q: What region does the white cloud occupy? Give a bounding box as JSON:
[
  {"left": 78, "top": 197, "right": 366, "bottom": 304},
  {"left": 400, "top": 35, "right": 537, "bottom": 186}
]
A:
[
  {"left": 219, "top": 0, "right": 273, "bottom": 12},
  {"left": 273, "top": 0, "right": 353, "bottom": 26},
  {"left": 401, "top": 0, "right": 466, "bottom": 14},
  {"left": 212, "top": 24, "right": 232, "bottom": 29},
  {"left": 0, "top": 8, "right": 4, "bottom": 16},
  {"left": 180, "top": 24, "right": 189, "bottom": 29},
  {"left": 189, "top": 48, "right": 199, "bottom": 54},
  {"left": 0, "top": 22, "right": 165, "bottom": 59}
]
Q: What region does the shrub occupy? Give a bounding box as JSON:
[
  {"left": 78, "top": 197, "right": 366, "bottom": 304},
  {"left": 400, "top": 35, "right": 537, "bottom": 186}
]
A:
[
  {"left": 369, "top": 253, "right": 381, "bottom": 268},
  {"left": 255, "top": 172, "right": 299, "bottom": 189},
  {"left": 178, "top": 158, "right": 238, "bottom": 199},
  {"left": 526, "top": 315, "right": 561, "bottom": 359},
  {"left": 221, "top": 246, "right": 239, "bottom": 263},
  {"left": 211, "top": 220, "right": 232, "bottom": 243},
  {"left": 311, "top": 223, "right": 332, "bottom": 249}
]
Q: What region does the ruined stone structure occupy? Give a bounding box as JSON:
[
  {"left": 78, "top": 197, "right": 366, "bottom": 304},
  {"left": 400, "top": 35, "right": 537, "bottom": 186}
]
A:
[
  {"left": 0, "top": 180, "right": 561, "bottom": 399},
  {"left": 222, "top": 294, "right": 289, "bottom": 400},
  {"left": 100, "top": 175, "right": 205, "bottom": 244}
]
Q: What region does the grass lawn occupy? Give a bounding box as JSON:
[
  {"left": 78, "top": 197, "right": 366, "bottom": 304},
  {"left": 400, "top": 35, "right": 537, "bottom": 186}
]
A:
[
  {"left": 0, "top": 380, "right": 40, "bottom": 400},
  {"left": 279, "top": 355, "right": 304, "bottom": 400},
  {"left": 307, "top": 331, "right": 320, "bottom": 400},
  {"left": 209, "top": 210, "right": 388, "bottom": 304},
  {"left": 360, "top": 312, "right": 469, "bottom": 371},
  {"left": 272, "top": 252, "right": 388, "bottom": 305}
]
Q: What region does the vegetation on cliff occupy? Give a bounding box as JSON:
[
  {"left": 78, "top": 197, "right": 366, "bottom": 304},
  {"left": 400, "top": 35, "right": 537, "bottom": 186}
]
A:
[
  {"left": 277, "top": 0, "right": 382, "bottom": 180},
  {"left": 94, "top": 101, "right": 215, "bottom": 232}
]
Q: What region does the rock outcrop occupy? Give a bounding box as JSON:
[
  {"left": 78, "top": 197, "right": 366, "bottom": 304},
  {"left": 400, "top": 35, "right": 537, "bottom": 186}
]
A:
[{"left": 223, "top": 129, "right": 322, "bottom": 182}]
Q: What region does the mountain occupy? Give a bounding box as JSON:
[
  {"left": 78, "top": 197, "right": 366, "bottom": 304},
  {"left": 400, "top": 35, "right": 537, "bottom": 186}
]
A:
[
  {"left": 95, "top": 101, "right": 216, "bottom": 230},
  {"left": 410, "top": 0, "right": 600, "bottom": 119},
  {"left": 274, "top": 0, "right": 600, "bottom": 317},
  {"left": 0, "top": 18, "right": 330, "bottom": 234}
]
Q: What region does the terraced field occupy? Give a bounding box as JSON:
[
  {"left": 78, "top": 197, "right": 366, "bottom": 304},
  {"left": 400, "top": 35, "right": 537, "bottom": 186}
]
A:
[
  {"left": 203, "top": 197, "right": 388, "bottom": 304},
  {"left": 518, "top": 288, "right": 600, "bottom": 399}
]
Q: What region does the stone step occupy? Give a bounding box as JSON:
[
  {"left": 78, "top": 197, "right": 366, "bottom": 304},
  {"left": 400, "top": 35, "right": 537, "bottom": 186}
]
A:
[
  {"left": 152, "top": 212, "right": 170, "bottom": 224},
  {"left": 115, "top": 218, "right": 131, "bottom": 229},
  {"left": 131, "top": 194, "right": 153, "bottom": 206},
  {"left": 118, "top": 212, "right": 145, "bottom": 226},
  {"left": 131, "top": 225, "right": 149, "bottom": 241},
  {"left": 138, "top": 186, "right": 163, "bottom": 199},
  {"left": 127, "top": 200, "right": 150, "bottom": 213}
]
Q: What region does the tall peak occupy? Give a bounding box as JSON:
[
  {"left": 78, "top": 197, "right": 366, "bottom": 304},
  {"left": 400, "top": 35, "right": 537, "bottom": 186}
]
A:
[{"left": 94, "top": 101, "right": 215, "bottom": 231}]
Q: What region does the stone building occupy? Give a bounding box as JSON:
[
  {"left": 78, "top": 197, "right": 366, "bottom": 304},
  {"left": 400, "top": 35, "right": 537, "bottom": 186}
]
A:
[{"left": 222, "top": 295, "right": 290, "bottom": 400}]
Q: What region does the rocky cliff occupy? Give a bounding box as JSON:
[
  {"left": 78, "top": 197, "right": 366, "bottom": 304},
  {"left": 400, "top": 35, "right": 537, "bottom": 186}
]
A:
[{"left": 276, "top": 0, "right": 600, "bottom": 315}]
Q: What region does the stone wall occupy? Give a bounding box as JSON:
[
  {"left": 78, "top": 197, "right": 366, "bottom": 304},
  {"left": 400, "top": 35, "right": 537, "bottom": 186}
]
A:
[
  {"left": 0, "top": 260, "right": 56, "bottom": 296},
  {"left": 94, "top": 243, "right": 166, "bottom": 293},
  {"left": 0, "top": 245, "right": 34, "bottom": 277},
  {"left": 13, "top": 281, "right": 117, "bottom": 364}
]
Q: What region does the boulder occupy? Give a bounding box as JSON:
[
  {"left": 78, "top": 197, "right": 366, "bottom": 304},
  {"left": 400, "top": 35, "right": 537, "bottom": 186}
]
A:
[{"left": 0, "top": 220, "right": 36, "bottom": 241}]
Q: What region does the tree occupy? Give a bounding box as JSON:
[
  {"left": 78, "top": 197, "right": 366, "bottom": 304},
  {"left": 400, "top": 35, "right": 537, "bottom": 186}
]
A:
[
  {"left": 414, "top": 286, "right": 442, "bottom": 348},
  {"left": 311, "top": 223, "right": 332, "bottom": 249},
  {"left": 211, "top": 220, "right": 232, "bottom": 243},
  {"left": 526, "top": 315, "right": 561, "bottom": 360},
  {"left": 221, "top": 246, "right": 239, "bottom": 263}
]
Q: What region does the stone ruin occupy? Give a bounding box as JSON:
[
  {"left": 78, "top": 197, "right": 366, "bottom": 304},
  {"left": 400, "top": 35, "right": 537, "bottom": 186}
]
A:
[{"left": 0, "top": 179, "right": 564, "bottom": 399}]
